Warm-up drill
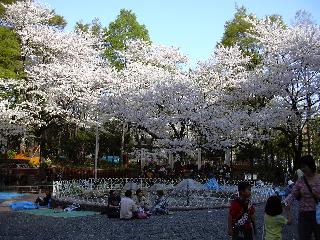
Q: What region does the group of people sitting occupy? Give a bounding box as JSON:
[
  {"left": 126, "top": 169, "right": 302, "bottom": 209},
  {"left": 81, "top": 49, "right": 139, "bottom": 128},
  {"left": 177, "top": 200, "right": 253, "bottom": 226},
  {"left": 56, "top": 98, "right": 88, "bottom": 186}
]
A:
[{"left": 105, "top": 189, "right": 169, "bottom": 220}]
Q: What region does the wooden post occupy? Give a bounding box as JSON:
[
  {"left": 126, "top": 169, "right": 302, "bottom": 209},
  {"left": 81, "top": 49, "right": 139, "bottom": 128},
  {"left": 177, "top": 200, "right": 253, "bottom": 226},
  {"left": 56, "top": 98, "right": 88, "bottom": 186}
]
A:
[
  {"left": 197, "top": 148, "right": 201, "bottom": 170},
  {"left": 94, "top": 124, "right": 99, "bottom": 180}
]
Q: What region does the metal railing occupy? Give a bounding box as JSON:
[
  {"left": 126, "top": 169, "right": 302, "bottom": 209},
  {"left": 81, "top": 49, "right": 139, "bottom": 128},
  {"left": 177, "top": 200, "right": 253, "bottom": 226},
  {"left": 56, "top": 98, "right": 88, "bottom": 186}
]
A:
[{"left": 53, "top": 178, "right": 275, "bottom": 210}]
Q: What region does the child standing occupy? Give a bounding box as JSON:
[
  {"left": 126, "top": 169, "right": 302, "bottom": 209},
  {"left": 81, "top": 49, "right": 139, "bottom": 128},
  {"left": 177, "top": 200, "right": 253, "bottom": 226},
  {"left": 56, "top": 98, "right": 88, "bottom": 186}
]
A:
[
  {"left": 264, "top": 195, "right": 292, "bottom": 240},
  {"left": 228, "top": 182, "right": 256, "bottom": 240}
]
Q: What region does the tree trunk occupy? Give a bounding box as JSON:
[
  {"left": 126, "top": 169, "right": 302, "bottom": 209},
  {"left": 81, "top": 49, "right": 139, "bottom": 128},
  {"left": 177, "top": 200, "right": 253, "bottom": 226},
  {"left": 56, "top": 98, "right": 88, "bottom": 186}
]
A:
[
  {"left": 35, "top": 129, "right": 45, "bottom": 166},
  {"left": 263, "top": 140, "right": 268, "bottom": 167},
  {"left": 296, "top": 130, "right": 303, "bottom": 168},
  {"left": 306, "top": 91, "right": 312, "bottom": 155},
  {"left": 120, "top": 122, "right": 128, "bottom": 165},
  {"left": 250, "top": 156, "right": 254, "bottom": 181},
  {"left": 292, "top": 130, "right": 303, "bottom": 170}
]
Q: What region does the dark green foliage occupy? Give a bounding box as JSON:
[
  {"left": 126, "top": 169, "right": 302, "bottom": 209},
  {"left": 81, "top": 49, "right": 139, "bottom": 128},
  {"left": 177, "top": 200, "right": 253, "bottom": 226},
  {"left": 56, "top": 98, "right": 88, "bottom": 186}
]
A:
[
  {"left": 90, "top": 18, "right": 102, "bottom": 37},
  {"left": 48, "top": 12, "right": 67, "bottom": 30},
  {"left": 220, "top": 6, "right": 261, "bottom": 68},
  {"left": 0, "top": 26, "right": 24, "bottom": 79},
  {"left": 103, "top": 9, "right": 150, "bottom": 70},
  {"left": 0, "top": 0, "right": 16, "bottom": 16},
  {"left": 37, "top": 120, "right": 134, "bottom": 167},
  {"left": 97, "top": 121, "right": 135, "bottom": 167},
  {"left": 75, "top": 18, "right": 103, "bottom": 38},
  {"left": 0, "top": 2, "right": 66, "bottom": 80},
  {"left": 220, "top": 6, "right": 285, "bottom": 69},
  {"left": 310, "top": 118, "right": 320, "bottom": 160},
  {"left": 75, "top": 21, "right": 90, "bottom": 33},
  {"left": 0, "top": 1, "right": 24, "bottom": 79}
]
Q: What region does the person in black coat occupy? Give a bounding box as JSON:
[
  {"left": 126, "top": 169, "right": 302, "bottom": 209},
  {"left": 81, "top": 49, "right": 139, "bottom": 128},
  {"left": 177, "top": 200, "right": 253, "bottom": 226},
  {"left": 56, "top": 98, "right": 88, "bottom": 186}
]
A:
[
  {"left": 106, "top": 190, "right": 121, "bottom": 218},
  {"left": 35, "top": 190, "right": 51, "bottom": 207}
]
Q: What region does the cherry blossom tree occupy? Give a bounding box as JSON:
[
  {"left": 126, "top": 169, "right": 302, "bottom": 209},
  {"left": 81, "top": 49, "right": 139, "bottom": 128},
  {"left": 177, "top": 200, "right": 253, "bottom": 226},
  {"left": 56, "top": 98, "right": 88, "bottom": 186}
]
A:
[
  {"left": 104, "top": 40, "right": 201, "bottom": 155},
  {"left": 193, "top": 44, "right": 262, "bottom": 149},
  {"left": 1, "top": 0, "right": 114, "bottom": 125},
  {"left": 105, "top": 40, "right": 268, "bottom": 161},
  {"left": 0, "top": 0, "right": 115, "bottom": 158},
  {"left": 2, "top": 0, "right": 317, "bottom": 171},
  {"left": 247, "top": 15, "right": 320, "bottom": 166}
]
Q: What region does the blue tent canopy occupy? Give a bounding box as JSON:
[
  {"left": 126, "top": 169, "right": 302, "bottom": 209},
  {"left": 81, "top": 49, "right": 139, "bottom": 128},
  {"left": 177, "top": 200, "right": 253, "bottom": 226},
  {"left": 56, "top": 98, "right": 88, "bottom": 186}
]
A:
[
  {"left": 101, "top": 155, "right": 120, "bottom": 164},
  {"left": 204, "top": 178, "right": 220, "bottom": 190}
]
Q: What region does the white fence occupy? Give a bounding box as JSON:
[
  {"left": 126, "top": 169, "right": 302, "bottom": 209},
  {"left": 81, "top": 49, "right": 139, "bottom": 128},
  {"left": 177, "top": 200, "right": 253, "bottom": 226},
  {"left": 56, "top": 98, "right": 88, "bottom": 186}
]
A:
[{"left": 53, "top": 178, "right": 275, "bottom": 210}]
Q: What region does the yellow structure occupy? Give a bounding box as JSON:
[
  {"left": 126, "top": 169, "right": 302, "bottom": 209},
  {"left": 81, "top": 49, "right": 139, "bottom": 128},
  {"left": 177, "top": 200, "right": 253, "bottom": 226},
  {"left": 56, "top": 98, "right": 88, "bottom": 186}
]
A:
[
  {"left": 13, "top": 153, "right": 40, "bottom": 167},
  {"left": 13, "top": 145, "right": 40, "bottom": 167}
]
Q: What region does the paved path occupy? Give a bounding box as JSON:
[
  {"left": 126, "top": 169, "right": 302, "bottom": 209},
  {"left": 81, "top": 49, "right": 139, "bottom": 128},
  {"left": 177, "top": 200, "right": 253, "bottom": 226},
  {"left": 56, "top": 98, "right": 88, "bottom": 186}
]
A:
[{"left": 0, "top": 204, "right": 298, "bottom": 240}]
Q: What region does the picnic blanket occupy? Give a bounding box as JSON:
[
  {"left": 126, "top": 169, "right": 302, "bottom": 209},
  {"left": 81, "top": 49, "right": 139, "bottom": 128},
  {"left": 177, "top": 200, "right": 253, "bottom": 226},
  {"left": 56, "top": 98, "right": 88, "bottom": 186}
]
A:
[
  {"left": 0, "top": 192, "right": 26, "bottom": 201},
  {"left": 9, "top": 201, "right": 38, "bottom": 210},
  {"left": 21, "top": 208, "right": 99, "bottom": 218}
]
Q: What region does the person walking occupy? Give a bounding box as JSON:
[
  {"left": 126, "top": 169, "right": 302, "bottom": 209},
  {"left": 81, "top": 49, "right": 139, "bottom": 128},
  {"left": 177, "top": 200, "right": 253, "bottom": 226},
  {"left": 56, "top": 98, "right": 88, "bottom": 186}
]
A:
[{"left": 293, "top": 155, "right": 320, "bottom": 240}]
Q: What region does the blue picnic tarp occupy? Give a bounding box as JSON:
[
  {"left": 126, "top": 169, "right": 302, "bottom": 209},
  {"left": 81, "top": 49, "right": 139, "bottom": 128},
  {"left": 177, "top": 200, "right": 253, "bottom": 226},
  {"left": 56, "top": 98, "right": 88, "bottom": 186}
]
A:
[
  {"left": 0, "top": 192, "right": 25, "bottom": 200},
  {"left": 204, "top": 178, "right": 219, "bottom": 190},
  {"left": 9, "top": 201, "right": 38, "bottom": 210}
]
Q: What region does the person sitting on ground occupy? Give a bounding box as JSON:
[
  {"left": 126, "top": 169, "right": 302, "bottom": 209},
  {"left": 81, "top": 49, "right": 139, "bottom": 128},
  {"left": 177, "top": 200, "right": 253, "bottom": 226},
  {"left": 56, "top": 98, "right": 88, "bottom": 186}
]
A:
[
  {"left": 135, "top": 189, "right": 150, "bottom": 212},
  {"left": 120, "top": 190, "right": 138, "bottom": 220},
  {"left": 35, "top": 190, "right": 51, "bottom": 207},
  {"left": 264, "top": 195, "right": 292, "bottom": 240},
  {"left": 106, "top": 190, "right": 121, "bottom": 218},
  {"left": 228, "top": 181, "right": 256, "bottom": 240},
  {"left": 152, "top": 190, "right": 169, "bottom": 215}
]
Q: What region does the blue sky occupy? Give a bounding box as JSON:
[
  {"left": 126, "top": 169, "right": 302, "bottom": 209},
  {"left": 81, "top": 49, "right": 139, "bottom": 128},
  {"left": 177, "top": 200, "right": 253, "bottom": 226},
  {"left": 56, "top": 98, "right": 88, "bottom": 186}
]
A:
[{"left": 45, "top": 0, "right": 320, "bottom": 66}]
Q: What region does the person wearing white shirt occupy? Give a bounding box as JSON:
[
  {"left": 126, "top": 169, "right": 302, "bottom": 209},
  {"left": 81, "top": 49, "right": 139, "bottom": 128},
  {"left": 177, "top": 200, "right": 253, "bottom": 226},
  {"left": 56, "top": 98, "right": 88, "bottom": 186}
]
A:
[{"left": 120, "top": 190, "right": 137, "bottom": 219}]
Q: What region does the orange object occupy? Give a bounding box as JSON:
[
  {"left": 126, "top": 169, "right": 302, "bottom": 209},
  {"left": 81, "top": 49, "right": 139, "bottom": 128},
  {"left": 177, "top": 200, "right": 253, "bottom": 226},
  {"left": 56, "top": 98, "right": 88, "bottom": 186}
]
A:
[
  {"left": 13, "top": 153, "right": 29, "bottom": 160},
  {"left": 29, "top": 156, "right": 40, "bottom": 166},
  {"left": 13, "top": 146, "right": 40, "bottom": 167}
]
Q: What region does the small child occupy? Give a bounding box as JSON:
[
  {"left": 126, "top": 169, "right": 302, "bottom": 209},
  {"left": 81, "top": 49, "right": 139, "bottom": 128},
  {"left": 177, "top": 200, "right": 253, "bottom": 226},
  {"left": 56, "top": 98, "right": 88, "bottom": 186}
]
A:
[
  {"left": 264, "top": 195, "right": 292, "bottom": 240},
  {"left": 228, "top": 182, "right": 256, "bottom": 240}
]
